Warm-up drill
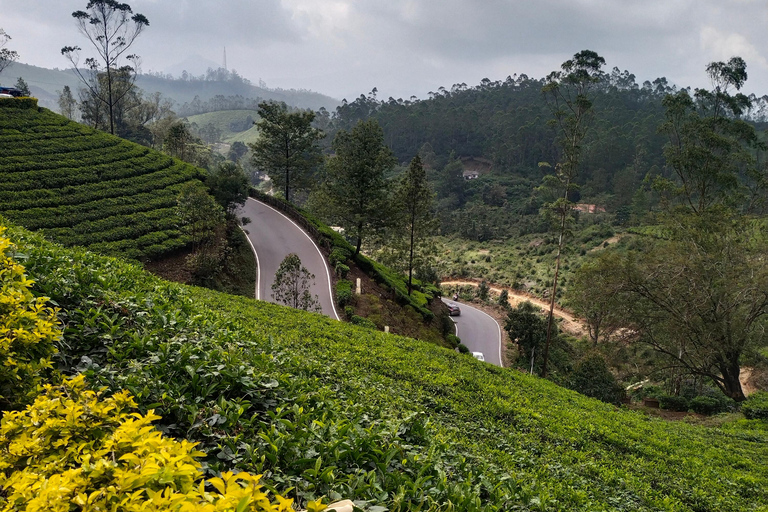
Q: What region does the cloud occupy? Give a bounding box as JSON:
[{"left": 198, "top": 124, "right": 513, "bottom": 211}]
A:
[{"left": 700, "top": 26, "right": 768, "bottom": 71}]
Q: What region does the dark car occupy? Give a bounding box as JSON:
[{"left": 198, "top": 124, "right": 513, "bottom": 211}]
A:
[
  {"left": 0, "top": 87, "right": 23, "bottom": 97},
  {"left": 447, "top": 303, "right": 461, "bottom": 316}
]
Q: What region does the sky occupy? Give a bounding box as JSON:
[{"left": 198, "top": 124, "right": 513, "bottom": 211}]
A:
[{"left": 2, "top": 0, "right": 767, "bottom": 101}]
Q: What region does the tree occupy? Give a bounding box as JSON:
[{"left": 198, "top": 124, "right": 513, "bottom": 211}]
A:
[
  {"left": 206, "top": 161, "right": 250, "bottom": 215},
  {"left": 392, "top": 156, "right": 437, "bottom": 295},
  {"left": 0, "top": 29, "right": 19, "bottom": 76},
  {"left": 326, "top": 119, "right": 396, "bottom": 256},
  {"left": 567, "top": 252, "right": 625, "bottom": 346},
  {"left": 228, "top": 141, "right": 248, "bottom": 162},
  {"left": 656, "top": 57, "right": 760, "bottom": 214},
  {"left": 505, "top": 301, "right": 548, "bottom": 374},
  {"left": 13, "top": 77, "right": 30, "bottom": 97},
  {"left": 592, "top": 215, "right": 768, "bottom": 401},
  {"left": 58, "top": 86, "right": 77, "bottom": 120},
  {"left": 271, "top": 254, "right": 321, "bottom": 312},
  {"left": 539, "top": 49, "right": 605, "bottom": 377},
  {"left": 249, "top": 101, "right": 324, "bottom": 203},
  {"left": 176, "top": 182, "right": 226, "bottom": 278},
  {"left": 61, "top": 0, "right": 149, "bottom": 135}
]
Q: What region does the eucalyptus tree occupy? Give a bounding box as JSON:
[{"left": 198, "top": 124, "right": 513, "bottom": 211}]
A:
[
  {"left": 61, "top": 0, "right": 149, "bottom": 135},
  {"left": 0, "top": 29, "right": 18, "bottom": 76},
  {"left": 539, "top": 50, "right": 605, "bottom": 377}
]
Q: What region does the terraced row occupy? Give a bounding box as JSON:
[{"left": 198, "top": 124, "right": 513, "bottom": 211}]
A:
[{"left": 0, "top": 99, "right": 206, "bottom": 260}]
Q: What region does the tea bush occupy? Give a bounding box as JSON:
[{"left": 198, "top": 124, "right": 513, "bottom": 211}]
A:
[
  {"left": 742, "top": 391, "right": 768, "bottom": 420},
  {"left": 0, "top": 227, "right": 58, "bottom": 410},
  {"left": 5, "top": 220, "right": 768, "bottom": 511}
]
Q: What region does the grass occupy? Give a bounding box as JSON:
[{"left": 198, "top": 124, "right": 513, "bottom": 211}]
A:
[{"left": 6, "top": 218, "right": 768, "bottom": 511}]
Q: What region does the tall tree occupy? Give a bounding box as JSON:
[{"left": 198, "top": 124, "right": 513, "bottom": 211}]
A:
[
  {"left": 249, "top": 101, "right": 324, "bottom": 203},
  {"left": 656, "top": 57, "right": 760, "bottom": 214},
  {"left": 271, "top": 253, "right": 321, "bottom": 312},
  {"left": 57, "top": 86, "right": 77, "bottom": 120},
  {"left": 393, "top": 156, "right": 437, "bottom": 295},
  {"left": 326, "top": 119, "right": 396, "bottom": 256},
  {"left": 0, "top": 29, "right": 19, "bottom": 76},
  {"left": 61, "top": 0, "right": 149, "bottom": 135},
  {"left": 539, "top": 49, "right": 605, "bottom": 377}
]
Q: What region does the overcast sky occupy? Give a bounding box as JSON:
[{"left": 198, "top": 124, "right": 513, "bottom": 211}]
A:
[{"left": 2, "top": 0, "right": 767, "bottom": 101}]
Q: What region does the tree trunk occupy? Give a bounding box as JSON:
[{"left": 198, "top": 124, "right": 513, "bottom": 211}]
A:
[{"left": 720, "top": 359, "right": 746, "bottom": 402}]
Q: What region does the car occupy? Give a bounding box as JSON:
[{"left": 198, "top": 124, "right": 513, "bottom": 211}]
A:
[
  {"left": 0, "top": 93, "right": 12, "bottom": 99},
  {"left": 447, "top": 303, "right": 461, "bottom": 316},
  {"left": 0, "top": 87, "right": 23, "bottom": 97},
  {"left": 472, "top": 352, "right": 485, "bottom": 362}
]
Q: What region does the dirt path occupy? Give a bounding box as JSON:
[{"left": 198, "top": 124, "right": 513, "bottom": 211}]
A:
[{"left": 442, "top": 280, "right": 586, "bottom": 337}]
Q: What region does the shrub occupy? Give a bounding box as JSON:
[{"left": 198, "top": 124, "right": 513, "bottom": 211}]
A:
[
  {"left": 566, "top": 354, "right": 625, "bottom": 406},
  {"left": 335, "top": 262, "right": 350, "bottom": 278},
  {"left": 0, "top": 227, "right": 58, "bottom": 411},
  {"left": 446, "top": 334, "right": 461, "bottom": 348},
  {"left": 335, "top": 279, "right": 353, "bottom": 307},
  {"left": 350, "top": 315, "right": 377, "bottom": 329},
  {"left": 457, "top": 343, "right": 470, "bottom": 354},
  {"left": 742, "top": 391, "right": 768, "bottom": 420},
  {"left": 329, "top": 246, "right": 352, "bottom": 267},
  {"left": 689, "top": 396, "right": 730, "bottom": 416},
  {"left": 0, "top": 375, "right": 324, "bottom": 512},
  {"left": 344, "top": 305, "right": 355, "bottom": 318},
  {"left": 659, "top": 394, "right": 690, "bottom": 412}
]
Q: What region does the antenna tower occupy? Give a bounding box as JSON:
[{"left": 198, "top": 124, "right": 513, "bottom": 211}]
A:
[{"left": 223, "top": 47, "right": 227, "bottom": 70}]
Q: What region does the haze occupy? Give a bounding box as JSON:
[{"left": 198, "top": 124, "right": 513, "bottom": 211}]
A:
[{"left": 2, "top": 0, "right": 767, "bottom": 100}]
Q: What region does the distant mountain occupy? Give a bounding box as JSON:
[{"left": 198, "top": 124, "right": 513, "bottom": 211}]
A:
[{"left": 4, "top": 62, "right": 340, "bottom": 113}]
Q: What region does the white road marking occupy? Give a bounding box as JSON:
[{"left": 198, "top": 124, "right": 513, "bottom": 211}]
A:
[{"left": 239, "top": 225, "right": 261, "bottom": 300}]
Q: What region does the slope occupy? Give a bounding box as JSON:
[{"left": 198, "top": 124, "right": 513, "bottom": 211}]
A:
[
  {"left": 5, "top": 219, "right": 768, "bottom": 512},
  {"left": 0, "top": 98, "right": 206, "bottom": 260}
]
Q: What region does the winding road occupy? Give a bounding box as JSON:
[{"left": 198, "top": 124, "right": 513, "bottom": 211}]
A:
[
  {"left": 442, "top": 298, "right": 503, "bottom": 367},
  {"left": 238, "top": 198, "right": 339, "bottom": 320}
]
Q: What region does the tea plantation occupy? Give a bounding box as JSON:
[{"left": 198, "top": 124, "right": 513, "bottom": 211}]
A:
[
  {"left": 0, "top": 98, "right": 207, "bottom": 260},
  {"left": 3, "top": 219, "right": 768, "bottom": 512}
]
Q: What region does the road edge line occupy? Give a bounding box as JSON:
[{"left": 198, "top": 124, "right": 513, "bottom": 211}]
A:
[
  {"left": 249, "top": 198, "right": 340, "bottom": 321},
  {"left": 238, "top": 224, "right": 261, "bottom": 301}
]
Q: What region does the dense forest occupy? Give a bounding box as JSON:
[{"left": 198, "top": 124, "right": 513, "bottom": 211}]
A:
[{"left": 318, "top": 69, "right": 768, "bottom": 240}]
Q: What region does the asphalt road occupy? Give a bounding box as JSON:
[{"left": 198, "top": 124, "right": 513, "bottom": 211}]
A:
[
  {"left": 442, "top": 298, "right": 503, "bottom": 367},
  {"left": 239, "top": 198, "right": 339, "bottom": 320}
]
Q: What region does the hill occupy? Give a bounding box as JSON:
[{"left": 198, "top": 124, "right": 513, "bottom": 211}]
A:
[
  {"left": 4, "top": 62, "right": 340, "bottom": 113},
  {"left": 0, "top": 98, "right": 206, "bottom": 260},
  {"left": 185, "top": 109, "right": 261, "bottom": 144},
  {"left": 4, "top": 219, "right": 768, "bottom": 511}
]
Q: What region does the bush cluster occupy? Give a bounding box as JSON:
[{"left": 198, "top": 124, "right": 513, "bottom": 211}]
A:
[
  {"left": 0, "top": 227, "right": 58, "bottom": 410},
  {"left": 742, "top": 392, "right": 768, "bottom": 420},
  {"left": 0, "top": 375, "right": 323, "bottom": 512},
  {"left": 335, "top": 279, "right": 353, "bottom": 307}
]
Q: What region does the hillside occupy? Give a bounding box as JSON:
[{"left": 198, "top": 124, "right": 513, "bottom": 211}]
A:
[
  {"left": 0, "top": 98, "right": 206, "bottom": 260},
  {"left": 4, "top": 219, "right": 768, "bottom": 511},
  {"left": 5, "top": 62, "right": 340, "bottom": 112},
  {"left": 185, "top": 109, "right": 261, "bottom": 144}
]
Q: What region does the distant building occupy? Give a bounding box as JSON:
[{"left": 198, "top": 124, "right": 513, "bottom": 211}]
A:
[{"left": 573, "top": 204, "right": 606, "bottom": 214}]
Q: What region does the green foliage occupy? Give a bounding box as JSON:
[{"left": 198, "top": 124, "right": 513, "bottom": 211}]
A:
[
  {"left": 446, "top": 334, "right": 460, "bottom": 348},
  {"left": 0, "top": 375, "right": 318, "bottom": 512},
  {"left": 206, "top": 161, "right": 250, "bottom": 214},
  {"left": 658, "top": 395, "right": 690, "bottom": 412},
  {"left": 249, "top": 101, "right": 323, "bottom": 203},
  {"left": 456, "top": 343, "right": 469, "bottom": 354},
  {"left": 335, "top": 279, "right": 353, "bottom": 308},
  {"left": 350, "top": 315, "right": 376, "bottom": 330},
  {"left": 0, "top": 105, "right": 206, "bottom": 260},
  {"left": 329, "top": 246, "right": 351, "bottom": 267},
  {"left": 476, "top": 280, "right": 489, "bottom": 301},
  {"left": 8, "top": 219, "right": 768, "bottom": 511},
  {"left": 689, "top": 396, "right": 732, "bottom": 416},
  {"left": 566, "top": 354, "right": 625, "bottom": 406},
  {"left": 271, "top": 253, "right": 320, "bottom": 312},
  {"left": 742, "top": 392, "right": 768, "bottom": 420},
  {"left": 0, "top": 227, "right": 58, "bottom": 410}
]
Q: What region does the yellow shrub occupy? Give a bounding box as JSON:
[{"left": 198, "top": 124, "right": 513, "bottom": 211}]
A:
[
  {"left": 0, "top": 226, "right": 58, "bottom": 410},
  {"left": 0, "top": 375, "right": 327, "bottom": 512}
]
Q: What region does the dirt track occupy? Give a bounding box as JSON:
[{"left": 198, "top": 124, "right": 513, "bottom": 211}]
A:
[{"left": 441, "top": 280, "right": 585, "bottom": 336}]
